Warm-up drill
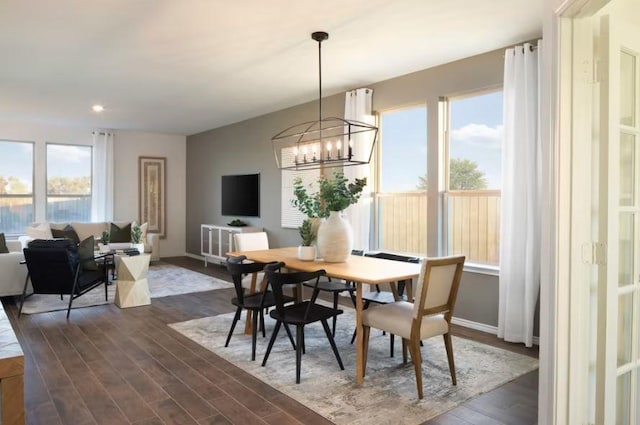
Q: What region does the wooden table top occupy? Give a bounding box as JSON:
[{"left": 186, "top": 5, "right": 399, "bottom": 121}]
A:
[{"left": 226, "top": 247, "right": 421, "bottom": 284}]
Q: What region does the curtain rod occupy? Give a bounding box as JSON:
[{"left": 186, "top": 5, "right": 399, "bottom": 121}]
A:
[{"left": 92, "top": 131, "right": 113, "bottom": 136}]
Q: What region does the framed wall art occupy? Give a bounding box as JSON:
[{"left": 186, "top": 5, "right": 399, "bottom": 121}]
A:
[{"left": 139, "top": 156, "right": 166, "bottom": 238}]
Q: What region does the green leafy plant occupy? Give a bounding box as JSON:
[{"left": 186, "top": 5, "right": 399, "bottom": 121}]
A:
[
  {"left": 298, "top": 219, "right": 315, "bottom": 246},
  {"left": 292, "top": 172, "right": 367, "bottom": 216},
  {"left": 101, "top": 230, "right": 110, "bottom": 244},
  {"left": 318, "top": 172, "right": 367, "bottom": 212},
  {"left": 131, "top": 225, "right": 142, "bottom": 244},
  {"left": 292, "top": 177, "right": 324, "bottom": 218}
]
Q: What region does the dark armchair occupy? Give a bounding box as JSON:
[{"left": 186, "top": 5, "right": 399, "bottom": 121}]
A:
[{"left": 19, "top": 239, "right": 112, "bottom": 319}]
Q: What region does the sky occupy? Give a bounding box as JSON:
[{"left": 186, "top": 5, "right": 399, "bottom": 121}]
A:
[
  {"left": 380, "top": 90, "right": 503, "bottom": 191},
  {"left": 0, "top": 142, "right": 91, "bottom": 190}
]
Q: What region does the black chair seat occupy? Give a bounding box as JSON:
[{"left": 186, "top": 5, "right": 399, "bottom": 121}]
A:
[
  {"left": 270, "top": 302, "right": 343, "bottom": 326},
  {"left": 305, "top": 280, "right": 355, "bottom": 293},
  {"left": 231, "top": 292, "right": 295, "bottom": 310},
  {"left": 302, "top": 279, "right": 354, "bottom": 336}
]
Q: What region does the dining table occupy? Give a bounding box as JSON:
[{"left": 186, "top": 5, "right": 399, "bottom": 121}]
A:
[{"left": 226, "top": 246, "right": 421, "bottom": 385}]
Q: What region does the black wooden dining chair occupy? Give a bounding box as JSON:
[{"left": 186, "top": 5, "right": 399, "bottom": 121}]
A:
[
  {"left": 262, "top": 262, "right": 345, "bottom": 384},
  {"left": 225, "top": 255, "right": 296, "bottom": 361}
]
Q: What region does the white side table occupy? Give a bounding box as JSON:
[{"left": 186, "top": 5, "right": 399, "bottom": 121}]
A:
[{"left": 115, "top": 254, "right": 151, "bottom": 308}]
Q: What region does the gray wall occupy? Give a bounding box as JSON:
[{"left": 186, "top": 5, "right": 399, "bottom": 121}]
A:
[{"left": 186, "top": 45, "right": 538, "bottom": 332}]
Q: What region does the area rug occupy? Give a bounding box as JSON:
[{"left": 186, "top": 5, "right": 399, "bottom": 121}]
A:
[
  {"left": 169, "top": 307, "right": 539, "bottom": 425},
  {"left": 19, "top": 262, "right": 232, "bottom": 314}
]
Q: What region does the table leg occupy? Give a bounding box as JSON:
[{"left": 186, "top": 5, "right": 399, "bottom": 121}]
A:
[
  {"left": 355, "top": 281, "right": 364, "bottom": 386},
  {"left": 244, "top": 272, "right": 259, "bottom": 335}
]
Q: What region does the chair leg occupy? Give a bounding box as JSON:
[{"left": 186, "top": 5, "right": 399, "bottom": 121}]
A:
[
  {"left": 443, "top": 333, "right": 457, "bottom": 385},
  {"left": 320, "top": 319, "right": 344, "bottom": 370},
  {"left": 283, "top": 323, "right": 296, "bottom": 350},
  {"left": 260, "top": 309, "right": 266, "bottom": 338},
  {"left": 66, "top": 294, "right": 74, "bottom": 319},
  {"left": 251, "top": 310, "right": 259, "bottom": 361},
  {"left": 402, "top": 338, "right": 408, "bottom": 364},
  {"left": 224, "top": 307, "right": 242, "bottom": 347},
  {"left": 408, "top": 338, "right": 424, "bottom": 399},
  {"left": 301, "top": 327, "right": 306, "bottom": 354},
  {"left": 332, "top": 292, "right": 339, "bottom": 337},
  {"left": 363, "top": 325, "right": 371, "bottom": 375},
  {"left": 295, "top": 325, "right": 303, "bottom": 384},
  {"left": 18, "top": 274, "right": 30, "bottom": 317},
  {"left": 262, "top": 320, "right": 282, "bottom": 367},
  {"left": 104, "top": 280, "right": 108, "bottom": 301},
  {"left": 390, "top": 334, "right": 395, "bottom": 358}
]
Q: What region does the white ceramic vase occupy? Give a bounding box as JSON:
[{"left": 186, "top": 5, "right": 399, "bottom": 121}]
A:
[
  {"left": 297, "top": 245, "right": 316, "bottom": 261},
  {"left": 133, "top": 243, "right": 145, "bottom": 254},
  {"left": 316, "top": 211, "right": 353, "bottom": 263}
]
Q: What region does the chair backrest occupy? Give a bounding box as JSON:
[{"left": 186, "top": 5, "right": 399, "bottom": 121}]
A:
[
  {"left": 226, "top": 255, "right": 270, "bottom": 302},
  {"left": 264, "top": 262, "right": 326, "bottom": 320},
  {"left": 233, "top": 232, "right": 269, "bottom": 252},
  {"left": 23, "top": 239, "right": 80, "bottom": 295},
  {"left": 412, "top": 256, "right": 465, "bottom": 321}
]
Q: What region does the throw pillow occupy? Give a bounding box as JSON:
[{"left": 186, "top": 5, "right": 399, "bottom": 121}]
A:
[
  {"left": 110, "top": 222, "right": 131, "bottom": 243},
  {"left": 0, "top": 233, "right": 8, "bottom": 254},
  {"left": 25, "top": 222, "right": 53, "bottom": 239},
  {"left": 77, "top": 236, "right": 98, "bottom": 271},
  {"left": 51, "top": 224, "right": 80, "bottom": 243}
]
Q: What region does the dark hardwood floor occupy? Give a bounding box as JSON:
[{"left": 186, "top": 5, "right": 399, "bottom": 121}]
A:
[{"left": 3, "top": 256, "right": 539, "bottom": 425}]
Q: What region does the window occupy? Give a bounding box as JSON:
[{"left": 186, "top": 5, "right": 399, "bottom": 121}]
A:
[
  {"left": 0, "top": 141, "right": 34, "bottom": 235},
  {"left": 375, "top": 105, "right": 427, "bottom": 254},
  {"left": 444, "top": 90, "right": 503, "bottom": 266},
  {"left": 46, "top": 144, "right": 92, "bottom": 222}
]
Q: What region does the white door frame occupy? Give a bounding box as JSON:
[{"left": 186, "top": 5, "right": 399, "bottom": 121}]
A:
[{"left": 542, "top": 0, "right": 612, "bottom": 424}]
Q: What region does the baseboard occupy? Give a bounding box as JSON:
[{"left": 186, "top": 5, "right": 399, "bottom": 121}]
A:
[
  {"left": 185, "top": 253, "right": 204, "bottom": 261},
  {"left": 451, "top": 317, "right": 540, "bottom": 346}
]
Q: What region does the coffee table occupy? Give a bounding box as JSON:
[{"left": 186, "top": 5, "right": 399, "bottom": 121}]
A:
[{"left": 114, "top": 254, "right": 151, "bottom": 308}]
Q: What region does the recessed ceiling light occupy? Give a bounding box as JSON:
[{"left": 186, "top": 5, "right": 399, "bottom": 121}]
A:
[{"left": 92, "top": 104, "right": 104, "bottom": 112}]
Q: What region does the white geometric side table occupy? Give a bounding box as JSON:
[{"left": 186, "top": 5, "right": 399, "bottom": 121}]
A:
[{"left": 115, "top": 254, "right": 151, "bottom": 308}]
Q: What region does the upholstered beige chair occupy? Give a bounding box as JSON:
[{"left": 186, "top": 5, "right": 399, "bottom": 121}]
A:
[
  {"left": 233, "top": 232, "right": 269, "bottom": 252},
  {"left": 362, "top": 255, "right": 465, "bottom": 399},
  {"left": 233, "top": 232, "right": 270, "bottom": 290}
]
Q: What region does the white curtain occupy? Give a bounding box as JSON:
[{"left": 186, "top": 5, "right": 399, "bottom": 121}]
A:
[
  {"left": 91, "top": 131, "right": 114, "bottom": 222},
  {"left": 498, "top": 41, "right": 542, "bottom": 348},
  {"left": 343, "top": 88, "right": 374, "bottom": 251}
]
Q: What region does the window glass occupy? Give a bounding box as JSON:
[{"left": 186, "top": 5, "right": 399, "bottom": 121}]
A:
[
  {"left": 376, "top": 105, "right": 427, "bottom": 254},
  {"left": 379, "top": 106, "right": 427, "bottom": 192},
  {"left": 447, "top": 90, "right": 503, "bottom": 266},
  {"left": 0, "top": 141, "right": 34, "bottom": 234},
  {"left": 46, "top": 144, "right": 92, "bottom": 222},
  {"left": 449, "top": 91, "right": 503, "bottom": 190}
]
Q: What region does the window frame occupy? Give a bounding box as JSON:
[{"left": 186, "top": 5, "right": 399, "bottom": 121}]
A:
[
  {"left": 0, "top": 140, "right": 35, "bottom": 237},
  {"left": 45, "top": 142, "right": 93, "bottom": 222},
  {"left": 441, "top": 86, "right": 504, "bottom": 271}
]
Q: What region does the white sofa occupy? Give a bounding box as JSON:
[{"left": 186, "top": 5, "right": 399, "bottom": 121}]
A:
[
  {"left": 19, "top": 221, "right": 160, "bottom": 262},
  {"left": 0, "top": 240, "right": 30, "bottom": 296}
]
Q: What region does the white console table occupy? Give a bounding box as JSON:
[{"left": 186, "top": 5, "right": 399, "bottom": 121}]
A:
[{"left": 201, "top": 224, "right": 262, "bottom": 266}]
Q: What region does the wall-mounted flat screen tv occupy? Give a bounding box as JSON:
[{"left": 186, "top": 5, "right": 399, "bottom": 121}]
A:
[{"left": 221, "top": 173, "right": 260, "bottom": 217}]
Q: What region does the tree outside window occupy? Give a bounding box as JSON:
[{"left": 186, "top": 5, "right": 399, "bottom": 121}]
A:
[{"left": 445, "top": 90, "right": 503, "bottom": 266}]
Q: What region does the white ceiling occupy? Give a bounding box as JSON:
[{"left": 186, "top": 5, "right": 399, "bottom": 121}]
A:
[{"left": 0, "top": 0, "right": 543, "bottom": 135}]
